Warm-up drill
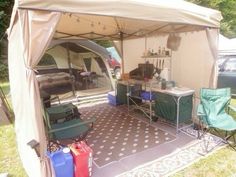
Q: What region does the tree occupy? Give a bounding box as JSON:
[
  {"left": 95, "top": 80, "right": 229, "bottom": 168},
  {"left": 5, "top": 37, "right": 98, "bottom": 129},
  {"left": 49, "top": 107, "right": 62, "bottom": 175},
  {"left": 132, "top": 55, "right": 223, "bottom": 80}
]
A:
[
  {"left": 0, "top": 1, "right": 14, "bottom": 39},
  {"left": 0, "top": 0, "right": 14, "bottom": 81},
  {"left": 188, "top": 0, "right": 236, "bottom": 38}
]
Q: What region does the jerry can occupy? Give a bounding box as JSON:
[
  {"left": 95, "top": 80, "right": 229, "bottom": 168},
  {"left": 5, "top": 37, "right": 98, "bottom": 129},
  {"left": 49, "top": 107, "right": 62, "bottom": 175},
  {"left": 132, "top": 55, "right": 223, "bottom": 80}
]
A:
[
  {"left": 70, "top": 141, "right": 93, "bottom": 177},
  {"left": 47, "top": 147, "right": 74, "bottom": 177}
]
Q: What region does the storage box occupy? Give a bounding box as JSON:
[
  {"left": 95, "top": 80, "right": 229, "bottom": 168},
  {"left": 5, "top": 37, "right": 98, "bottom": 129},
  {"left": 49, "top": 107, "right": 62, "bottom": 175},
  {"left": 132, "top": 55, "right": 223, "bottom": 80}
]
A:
[
  {"left": 141, "top": 91, "right": 156, "bottom": 101},
  {"left": 121, "top": 73, "right": 130, "bottom": 80},
  {"left": 108, "top": 91, "right": 120, "bottom": 106}
]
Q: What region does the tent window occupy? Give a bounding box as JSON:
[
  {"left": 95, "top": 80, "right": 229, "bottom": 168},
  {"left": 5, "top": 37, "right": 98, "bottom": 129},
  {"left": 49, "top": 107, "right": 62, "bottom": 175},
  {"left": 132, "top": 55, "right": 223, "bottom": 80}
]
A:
[
  {"left": 83, "top": 58, "right": 92, "bottom": 71},
  {"left": 38, "top": 54, "right": 57, "bottom": 67},
  {"left": 94, "top": 57, "right": 107, "bottom": 74}
]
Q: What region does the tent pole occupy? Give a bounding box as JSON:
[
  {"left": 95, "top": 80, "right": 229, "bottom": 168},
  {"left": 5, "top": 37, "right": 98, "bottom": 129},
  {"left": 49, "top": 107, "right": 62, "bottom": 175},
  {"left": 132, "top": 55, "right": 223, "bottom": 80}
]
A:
[
  {"left": 120, "top": 32, "right": 124, "bottom": 75},
  {"left": 66, "top": 44, "right": 76, "bottom": 96}
]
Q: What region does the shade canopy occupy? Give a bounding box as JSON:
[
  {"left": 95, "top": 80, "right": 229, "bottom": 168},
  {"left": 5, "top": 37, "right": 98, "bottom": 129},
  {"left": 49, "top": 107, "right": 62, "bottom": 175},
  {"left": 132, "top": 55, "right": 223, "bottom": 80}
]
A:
[
  {"left": 17, "top": 0, "right": 222, "bottom": 40},
  {"left": 8, "top": 1, "right": 222, "bottom": 177}
]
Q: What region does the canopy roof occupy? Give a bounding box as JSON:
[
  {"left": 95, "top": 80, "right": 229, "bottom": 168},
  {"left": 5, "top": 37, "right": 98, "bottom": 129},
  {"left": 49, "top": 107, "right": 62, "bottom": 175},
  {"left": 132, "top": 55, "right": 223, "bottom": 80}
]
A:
[
  {"left": 17, "top": 0, "right": 222, "bottom": 40},
  {"left": 219, "top": 34, "right": 236, "bottom": 55}
]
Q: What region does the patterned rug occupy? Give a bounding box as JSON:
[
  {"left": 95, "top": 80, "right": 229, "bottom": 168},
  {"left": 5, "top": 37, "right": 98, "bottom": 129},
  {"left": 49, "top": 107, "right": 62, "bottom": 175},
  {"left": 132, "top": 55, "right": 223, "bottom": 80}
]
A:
[
  {"left": 116, "top": 127, "right": 224, "bottom": 177},
  {"left": 79, "top": 103, "right": 176, "bottom": 168}
]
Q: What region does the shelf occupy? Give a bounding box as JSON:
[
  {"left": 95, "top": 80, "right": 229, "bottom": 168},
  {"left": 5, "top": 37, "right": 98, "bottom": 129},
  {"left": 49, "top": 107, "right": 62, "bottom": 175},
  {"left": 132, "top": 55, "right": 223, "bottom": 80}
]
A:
[{"left": 141, "top": 55, "right": 171, "bottom": 58}]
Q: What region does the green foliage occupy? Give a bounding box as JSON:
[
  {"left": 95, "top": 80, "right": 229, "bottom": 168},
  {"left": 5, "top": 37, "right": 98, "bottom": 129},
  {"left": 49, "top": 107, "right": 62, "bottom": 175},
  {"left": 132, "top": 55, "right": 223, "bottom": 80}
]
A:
[
  {"left": 188, "top": 0, "right": 236, "bottom": 38},
  {"left": 0, "top": 0, "right": 14, "bottom": 39},
  {"left": 95, "top": 40, "right": 113, "bottom": 48},
  {"left": 0, "top": 60, "right": 8, "bottom": 81}
]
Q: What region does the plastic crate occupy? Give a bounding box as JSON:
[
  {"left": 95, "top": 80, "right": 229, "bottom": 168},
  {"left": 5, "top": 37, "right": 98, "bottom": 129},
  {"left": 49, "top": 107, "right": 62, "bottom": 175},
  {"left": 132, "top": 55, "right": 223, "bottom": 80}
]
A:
[
  {"left": 108, "top": 91, "right": 120, "bottom": 105},
  {"left": 141, "top": 91, "right": 156, "bottom": 101}
]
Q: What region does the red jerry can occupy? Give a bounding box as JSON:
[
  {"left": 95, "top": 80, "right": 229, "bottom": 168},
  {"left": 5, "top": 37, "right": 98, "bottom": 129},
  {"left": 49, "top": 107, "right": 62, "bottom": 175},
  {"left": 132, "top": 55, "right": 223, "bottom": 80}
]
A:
[{"left": 70, "top": 141, "right": 93, "bottom": 177}]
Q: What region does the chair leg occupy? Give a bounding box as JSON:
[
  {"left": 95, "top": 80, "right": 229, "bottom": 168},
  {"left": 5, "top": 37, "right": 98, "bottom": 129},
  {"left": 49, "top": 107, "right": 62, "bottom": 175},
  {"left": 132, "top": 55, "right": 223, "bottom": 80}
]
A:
[
  {"left": 198, "top": 119, "right": 205, "bottom": 140},
  {"left": 214, "top": 129, "right": 236, "bottom": 151},
  {"left": 202, "top": 128, "right": 210, "bottom": 153}
]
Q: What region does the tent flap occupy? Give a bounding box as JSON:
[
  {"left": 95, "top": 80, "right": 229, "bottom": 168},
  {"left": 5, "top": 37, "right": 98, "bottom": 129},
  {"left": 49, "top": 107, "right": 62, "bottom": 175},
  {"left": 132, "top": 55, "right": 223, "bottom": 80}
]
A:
[{"left": 8, "top": 9, "right": 61, "bottom": 177}]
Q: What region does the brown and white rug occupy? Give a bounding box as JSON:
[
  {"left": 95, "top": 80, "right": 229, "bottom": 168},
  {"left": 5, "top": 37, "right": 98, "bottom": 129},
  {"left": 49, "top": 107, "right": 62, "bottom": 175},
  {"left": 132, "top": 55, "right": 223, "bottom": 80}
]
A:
[
  {"left": 79, "top": 103, "right": 176, "bottom": 168},
  {"left": 116, "top": 127, "right": 224, "bottom": 177}
]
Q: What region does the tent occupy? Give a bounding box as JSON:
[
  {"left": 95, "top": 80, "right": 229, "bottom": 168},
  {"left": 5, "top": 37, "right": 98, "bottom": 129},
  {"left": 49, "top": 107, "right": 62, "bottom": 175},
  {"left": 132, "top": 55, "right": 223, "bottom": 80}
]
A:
[
  {"left": 7, "top": 1, "right": 222, "bottom": 176},
  {"left": 219, "top": 34, "right": 236, "bottom": 55},
  {"left": 38, "top": 39, "right": 113, "bottom": 94}
]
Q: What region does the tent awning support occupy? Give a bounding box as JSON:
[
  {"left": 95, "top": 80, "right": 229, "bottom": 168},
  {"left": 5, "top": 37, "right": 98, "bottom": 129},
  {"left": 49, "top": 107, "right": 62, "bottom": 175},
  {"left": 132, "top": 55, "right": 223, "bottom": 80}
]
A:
[
  {"left": 120, "top": 32, "right": 124, "bottom": 75},
  {"left": 66, "top": 43, "right": 76, "bottom": 96}
]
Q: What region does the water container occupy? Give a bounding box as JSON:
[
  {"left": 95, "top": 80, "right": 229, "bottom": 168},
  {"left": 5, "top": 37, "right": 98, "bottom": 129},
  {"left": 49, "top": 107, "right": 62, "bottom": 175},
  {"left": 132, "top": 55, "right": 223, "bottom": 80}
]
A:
[
  {"left": 70, "top": 141, "right": 93, "bottom": 177},
  {"left": 47, "top": 148, "right": 74, "bottom": 177}
]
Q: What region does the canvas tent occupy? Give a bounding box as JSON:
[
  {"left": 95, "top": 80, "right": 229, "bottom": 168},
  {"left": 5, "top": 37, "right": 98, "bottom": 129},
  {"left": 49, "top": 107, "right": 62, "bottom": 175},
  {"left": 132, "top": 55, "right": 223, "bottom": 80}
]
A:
[
  {"left": 7, "top": 1, "right": 222, "bottom": 177},
  {"left": 38, "top": 39, "right": 113, "bottom": 93},
  {"left": 219, "top": 34, "right": 236, "bottom": 55}
]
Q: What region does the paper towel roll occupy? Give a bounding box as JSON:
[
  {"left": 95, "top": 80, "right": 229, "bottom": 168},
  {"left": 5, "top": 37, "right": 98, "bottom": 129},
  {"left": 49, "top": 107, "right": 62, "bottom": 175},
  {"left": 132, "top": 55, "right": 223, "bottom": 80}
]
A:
[{"left": 160, "top": 68, "right": 169, "bottom": 81}]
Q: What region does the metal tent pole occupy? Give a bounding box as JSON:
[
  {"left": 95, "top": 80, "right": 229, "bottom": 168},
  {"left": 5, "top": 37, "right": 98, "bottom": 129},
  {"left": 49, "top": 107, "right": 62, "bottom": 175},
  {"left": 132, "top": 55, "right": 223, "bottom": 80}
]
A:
[
  {"left": 120, "top": 32, "right": 124, "bottom": 75},
  {"left": 66, "top": 43, "right": 76, "bottom": 96}
]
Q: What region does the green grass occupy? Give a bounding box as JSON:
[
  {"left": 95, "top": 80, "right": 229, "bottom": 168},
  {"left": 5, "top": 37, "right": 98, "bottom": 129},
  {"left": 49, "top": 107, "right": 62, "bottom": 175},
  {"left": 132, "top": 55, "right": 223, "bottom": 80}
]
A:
[
  {"left": 0, "top": 82, "right": 10, "bottom": 95},
  {"left": 0, "top": 81, "right": 13, "bottom": 122},
  {"left": 171, "top": 147, "right": 236, "bottom": 177},
  {"left": 0, "top": 82, "right": 25, "bottom": 176},
  {"left": 0, "top": 125, "right": 27, "bottom": 177}
]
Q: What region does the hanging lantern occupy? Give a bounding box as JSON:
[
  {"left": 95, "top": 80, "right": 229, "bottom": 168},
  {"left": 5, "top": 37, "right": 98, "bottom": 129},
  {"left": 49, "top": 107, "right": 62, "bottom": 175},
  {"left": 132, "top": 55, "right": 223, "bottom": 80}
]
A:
[{"left": 166, "top": 33, "right": 181, "bottom": 51}]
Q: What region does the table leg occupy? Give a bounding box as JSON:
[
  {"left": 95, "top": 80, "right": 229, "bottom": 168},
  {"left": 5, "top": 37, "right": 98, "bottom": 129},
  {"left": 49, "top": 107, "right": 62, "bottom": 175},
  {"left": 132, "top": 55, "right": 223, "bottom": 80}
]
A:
[{"left": 175, "top": 96, "right": 182, "bottom": 133}]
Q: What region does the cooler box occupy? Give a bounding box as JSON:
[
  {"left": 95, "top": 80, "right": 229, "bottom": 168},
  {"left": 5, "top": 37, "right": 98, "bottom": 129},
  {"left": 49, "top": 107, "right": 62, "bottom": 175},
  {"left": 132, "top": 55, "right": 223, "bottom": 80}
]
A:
[
  {"left": 47, "top": 148, "right": 74, "bottom": 177},
  {"left": 70, "top": 141, "right": 93, "bottom": 177},
  {"left": 108, "top": 91, "right": 120, "bottom": 106}
]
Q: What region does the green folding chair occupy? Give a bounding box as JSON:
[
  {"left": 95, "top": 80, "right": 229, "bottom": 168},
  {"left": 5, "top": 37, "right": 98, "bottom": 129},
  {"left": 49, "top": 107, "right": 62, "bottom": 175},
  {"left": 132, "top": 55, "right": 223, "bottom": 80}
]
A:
[
  {"left": 42, "top": 103, "right": 96, "bottom": 141},
  {"left": 197, "top": 88, "right": 236, "bottom": 150}
]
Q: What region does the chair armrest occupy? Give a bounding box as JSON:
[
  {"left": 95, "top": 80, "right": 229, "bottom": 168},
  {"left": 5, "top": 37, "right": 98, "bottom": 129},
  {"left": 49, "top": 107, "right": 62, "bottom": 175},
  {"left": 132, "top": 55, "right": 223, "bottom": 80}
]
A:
[
  {"left": 197, "top": 104, "right": 206, "bottom": 116},
  {"left": 49, "top": 118, "right": 96, "bottom": 133}
]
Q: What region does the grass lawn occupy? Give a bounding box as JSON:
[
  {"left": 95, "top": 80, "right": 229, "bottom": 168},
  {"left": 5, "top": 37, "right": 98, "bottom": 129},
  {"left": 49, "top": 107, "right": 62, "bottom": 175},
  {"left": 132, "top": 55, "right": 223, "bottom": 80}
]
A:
[
  {"left": 0, "top": 124, "right": 26, "bottom": 177},
  {"left": 0, "top": 82, "right": 10, "bottom": 95},
  {"left": 171, "top": 147, "right": 236, "bottom": 177},
  {"left": 0, "top": 82, "right": 25, "bottom": 176}
]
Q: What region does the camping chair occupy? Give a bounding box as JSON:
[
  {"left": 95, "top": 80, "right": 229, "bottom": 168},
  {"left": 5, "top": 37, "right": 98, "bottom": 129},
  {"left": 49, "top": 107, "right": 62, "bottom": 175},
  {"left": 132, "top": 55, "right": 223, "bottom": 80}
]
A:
[
  {"left": 46, "top": 103, "right": 80, "bottom": 124},
  {"left": 42, "top": 103, "right": 96, "bottom": 142},
  {"left": 197, "top": 88, "right": 236, "bottom": 150}
]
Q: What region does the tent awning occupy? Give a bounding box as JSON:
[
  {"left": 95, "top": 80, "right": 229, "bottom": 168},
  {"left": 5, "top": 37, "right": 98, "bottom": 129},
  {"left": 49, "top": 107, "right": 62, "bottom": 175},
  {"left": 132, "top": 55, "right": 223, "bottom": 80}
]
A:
[
  {"left": 17, "top": 0, "right": 222, "bottom": 40},
  {"left": 49, "top": 39, "right": 110, "bottom": 59}
]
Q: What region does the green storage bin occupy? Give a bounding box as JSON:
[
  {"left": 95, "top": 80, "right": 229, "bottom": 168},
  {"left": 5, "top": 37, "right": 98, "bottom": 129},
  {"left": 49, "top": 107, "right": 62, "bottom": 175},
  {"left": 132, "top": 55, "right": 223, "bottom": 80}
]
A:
[
  {"left": 117, "top": 82, "right": 142, "bottom": 105},
  {"left": 154, "top": 92, "right": 193, "bottom": 124}
]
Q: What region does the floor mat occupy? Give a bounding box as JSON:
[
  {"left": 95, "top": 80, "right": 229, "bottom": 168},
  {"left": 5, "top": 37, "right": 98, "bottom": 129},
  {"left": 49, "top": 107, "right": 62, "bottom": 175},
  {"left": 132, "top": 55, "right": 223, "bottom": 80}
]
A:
[
  {"left": 79, "top": 103, "right": 176, "bottom": 168},
  {"left": 116, "top": 127, "right": 224, "bottom": 177}
]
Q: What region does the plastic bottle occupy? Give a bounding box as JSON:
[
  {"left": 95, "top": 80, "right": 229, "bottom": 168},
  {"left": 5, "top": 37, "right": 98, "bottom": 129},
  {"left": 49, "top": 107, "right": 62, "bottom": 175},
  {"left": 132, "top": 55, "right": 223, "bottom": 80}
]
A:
[{"left": 158, "top": 47, "right": 161, "bottom": 55}]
